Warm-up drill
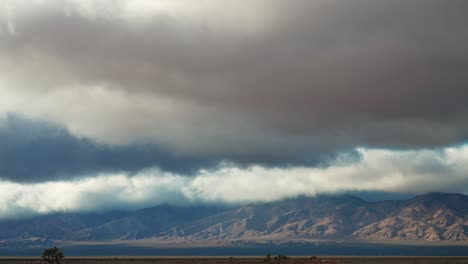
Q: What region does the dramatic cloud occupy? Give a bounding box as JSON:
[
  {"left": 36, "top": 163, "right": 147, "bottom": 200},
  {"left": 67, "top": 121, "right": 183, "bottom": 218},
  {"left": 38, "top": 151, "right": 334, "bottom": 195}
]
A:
[
  {"left": 0, "top": 115, "right": 346, "bottom": 182},
  {"left": 1, "top": 0, "right": 468, "bottom": 164},
  {"left": 1, "top": 145, "right": 468, "bottom": 218},
  {"left": 1, "top": 0, "right": 468, "bottom": 217}
]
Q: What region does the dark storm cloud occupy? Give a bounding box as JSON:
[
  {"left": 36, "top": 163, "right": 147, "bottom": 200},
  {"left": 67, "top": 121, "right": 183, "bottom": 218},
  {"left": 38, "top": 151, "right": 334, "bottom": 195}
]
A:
[
  {"left": 1, "top": 0, "right": 468, "bottom": 165},
  {"left": 0, "top": 114, "right": 222, "bottom": 182},
  {"left": 0, "top": 114, "right": 353, "bottom": 182}
]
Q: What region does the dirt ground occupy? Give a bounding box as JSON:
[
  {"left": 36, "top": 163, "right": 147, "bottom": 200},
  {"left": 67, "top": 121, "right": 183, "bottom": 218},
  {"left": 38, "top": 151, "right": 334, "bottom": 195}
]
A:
[{"left": 0, "top": 257, "right": 468, "bottom": 264}]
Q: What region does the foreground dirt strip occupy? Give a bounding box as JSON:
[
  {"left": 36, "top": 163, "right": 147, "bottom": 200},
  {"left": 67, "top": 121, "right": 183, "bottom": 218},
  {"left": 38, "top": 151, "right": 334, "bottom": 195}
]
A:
[{"left": 0, "top": 257, "right": 468, "bottom": 264}]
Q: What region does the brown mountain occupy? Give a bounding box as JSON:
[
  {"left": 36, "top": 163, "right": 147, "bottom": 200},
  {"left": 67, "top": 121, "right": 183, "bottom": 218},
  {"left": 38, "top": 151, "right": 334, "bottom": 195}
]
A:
[
  {"left": 352, "top": 193, "right": 468, "bottom": 241},
  {"left": 156, "top": 193, "right": 467, "bottom": 242},
  {"left": 0, "top": 193, "right": 467, "bottom": 243}
]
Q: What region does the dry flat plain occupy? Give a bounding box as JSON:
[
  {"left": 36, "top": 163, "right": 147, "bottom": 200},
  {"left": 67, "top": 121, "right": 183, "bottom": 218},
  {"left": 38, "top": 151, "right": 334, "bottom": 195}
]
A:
[{"left": 1, "top": 257, "right": 468, "bottom": 264}]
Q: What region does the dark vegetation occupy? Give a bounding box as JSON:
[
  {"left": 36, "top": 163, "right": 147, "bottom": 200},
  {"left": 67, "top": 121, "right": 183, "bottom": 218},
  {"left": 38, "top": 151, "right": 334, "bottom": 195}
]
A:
[
  {"left": 41, "top": 247, "right": 64, "bottom": 264},
  {"left": 263, "top": 254, "right": 343, "bottom": 264}
]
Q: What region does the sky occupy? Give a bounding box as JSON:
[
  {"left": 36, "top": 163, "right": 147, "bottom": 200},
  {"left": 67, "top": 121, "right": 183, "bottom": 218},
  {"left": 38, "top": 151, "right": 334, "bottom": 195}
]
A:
[{"left": 1, "top": 0, "right": 468, "bottom": 218}]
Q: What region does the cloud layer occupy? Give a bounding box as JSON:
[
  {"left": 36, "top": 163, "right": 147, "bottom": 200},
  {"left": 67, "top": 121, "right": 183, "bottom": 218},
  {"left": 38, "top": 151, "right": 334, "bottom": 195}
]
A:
[
  {"left": 1, "top": 0, "right": 468, "bottom": 163},
  {"left": 2, "top": 145, "right": 468, "bottom": 218},
  {"left": 1, "top": 0, "right": 468, "bottom": 217}
]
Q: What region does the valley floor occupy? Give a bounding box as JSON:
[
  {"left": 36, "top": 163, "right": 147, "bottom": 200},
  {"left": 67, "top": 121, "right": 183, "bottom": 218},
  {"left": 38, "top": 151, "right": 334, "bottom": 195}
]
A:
[
  {"left": 1, "top": 257, "right": 468, "bottom": 264},
  {"left": 0, "top": 241, "right": 468, "bottom": 256}
]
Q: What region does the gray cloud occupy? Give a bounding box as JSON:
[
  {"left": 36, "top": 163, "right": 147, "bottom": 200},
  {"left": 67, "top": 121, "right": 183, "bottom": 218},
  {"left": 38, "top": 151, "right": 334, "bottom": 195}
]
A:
[
  {"left": 0, "top": 114, "right": 221, "bottom": 182},
  {"left": 1, "top": 0, "right": 468, "bottom": 167}
]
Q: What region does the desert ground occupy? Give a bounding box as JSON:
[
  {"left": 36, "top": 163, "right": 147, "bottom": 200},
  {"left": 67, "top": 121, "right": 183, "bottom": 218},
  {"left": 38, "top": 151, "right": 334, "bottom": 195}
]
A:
[{"left": 1, "top": 257, "right": 468, "bottom": 264}]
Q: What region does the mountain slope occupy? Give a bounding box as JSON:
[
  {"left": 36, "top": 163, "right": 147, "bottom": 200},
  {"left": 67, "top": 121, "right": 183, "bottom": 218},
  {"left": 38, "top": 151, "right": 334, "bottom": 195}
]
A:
[
  {"left": 352, "top": 193, "right": 468, "bottom": 241},
  {"left": 0, "top": 205, "right": 226, "bottom": 241},
  {"left": 72, "top": 205, "right": 227, "bottom": 240},
  {"left": 164, "top": 195, "right": 375, "bottom": 240}
]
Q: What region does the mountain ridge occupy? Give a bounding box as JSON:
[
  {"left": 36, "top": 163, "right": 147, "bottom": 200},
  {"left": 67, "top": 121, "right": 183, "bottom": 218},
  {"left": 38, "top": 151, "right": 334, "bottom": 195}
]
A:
[{"left": 1, "top": 193, "right": 467, "bottom": 243}]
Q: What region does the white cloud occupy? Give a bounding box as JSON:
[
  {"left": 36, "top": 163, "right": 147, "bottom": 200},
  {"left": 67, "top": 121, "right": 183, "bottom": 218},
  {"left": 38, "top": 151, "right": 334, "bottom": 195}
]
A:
[
  {"left": 1, "top": 145, "right": 468, "bottom": 219},
  {"left": 0, "top": 171, "right": 191, "bottom": 218}
]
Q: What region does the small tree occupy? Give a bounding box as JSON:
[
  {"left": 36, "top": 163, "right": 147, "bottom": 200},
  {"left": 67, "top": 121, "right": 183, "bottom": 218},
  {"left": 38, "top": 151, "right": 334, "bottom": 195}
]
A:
[
  {"left": 264, "top": 254, "right": 290, "bottom": 264},
  {"left": 42, "top": 247, "right": 64, "bottom": 264},
  {"left": 274, "top": 254, "right": 290, "bottom": 264},
  {"left": 264, "top": 254, "right": 273, "bottom": 264}
]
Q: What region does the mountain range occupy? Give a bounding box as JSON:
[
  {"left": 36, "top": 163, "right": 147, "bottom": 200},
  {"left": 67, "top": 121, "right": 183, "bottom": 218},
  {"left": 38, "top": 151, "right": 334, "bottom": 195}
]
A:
[{"left": 1, "top": 193, "right": 467, "bottom": 244}]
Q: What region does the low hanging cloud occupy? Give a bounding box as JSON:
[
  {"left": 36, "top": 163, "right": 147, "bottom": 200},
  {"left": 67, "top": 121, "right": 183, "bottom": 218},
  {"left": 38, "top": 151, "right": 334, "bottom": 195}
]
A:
[
  {"left": 1, "top": 0, "right": 468, "bottom": 165},
  {"left": 1, "top": 145, "right": 468, "bottom": 219}
]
